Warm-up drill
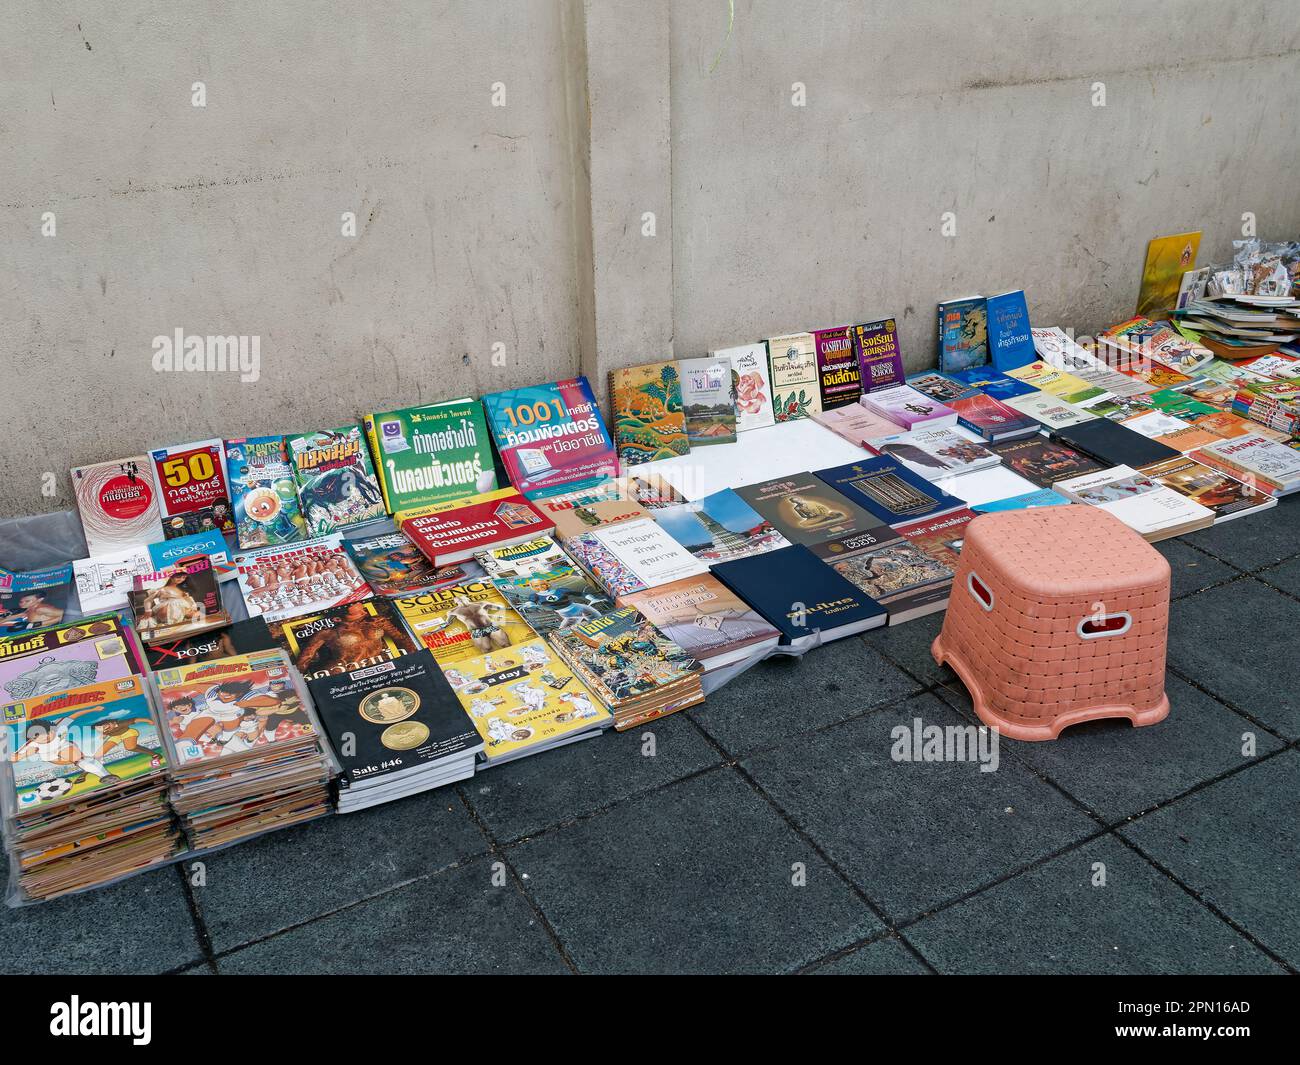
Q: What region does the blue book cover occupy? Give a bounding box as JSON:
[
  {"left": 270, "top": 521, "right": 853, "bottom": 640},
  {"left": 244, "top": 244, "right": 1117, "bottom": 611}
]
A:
[
  {"left": 944, "top": 365, "right": 1037, "bottom": 400},
  {"left": 973, "top": 490, "right": 1072, "bottom": 513},
  {"left": 985, "top": 290, "right": 1037, "bottom": 371},
  {"left": 937, "top": 297, "right": 989, "bottom": 373},
  {"left": 814, "top": 458, "right": 967, "bottom": 527},
  {"left": 711, "top": 544, "right": 885, "bottom": 645}
]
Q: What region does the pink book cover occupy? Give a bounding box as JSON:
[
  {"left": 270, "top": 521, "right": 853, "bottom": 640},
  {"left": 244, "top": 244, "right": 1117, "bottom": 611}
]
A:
[
  {"left": 812, "top": 405, "right": 902, "bottom": 448},
  {"left": 860, "top": 385, "right": 958, "bottom": 429}
]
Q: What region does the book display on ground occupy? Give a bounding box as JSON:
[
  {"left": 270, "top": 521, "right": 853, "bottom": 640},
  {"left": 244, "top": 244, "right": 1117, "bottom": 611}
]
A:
[
  {"left": 609, "top": 360, "right": 690, "bottom": 466},
  {"left": 1051, "top": 466, "right": 1216, "bottom": 541}
]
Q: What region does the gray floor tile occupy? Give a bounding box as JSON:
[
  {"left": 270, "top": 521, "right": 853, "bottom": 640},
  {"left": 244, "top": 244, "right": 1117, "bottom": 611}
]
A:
[
  {"left": 509, "top": 768, "right": 882, "bottom": 973},
  {"left": 1256, "top": 555, "right": 1300, "bottom": 600},
  {"left": 689, "top": 635, "right": 921, "bottom": 755},
  {"left": 1167, "top": 579, "right": 1300, "bottom": 738},
  {"left": 743, "top": 693, "right": 1097, "bottom": 921},
  {"left": 860, "top": 611, "right": 950, "bottom": 685},
  {"left": 806, "top": 936, "right": 930, "bottom": 975},
  {"left": 941, "top": 673, "right": 1281, "bottom": 823},
  {"left": 465, "top": 713, "right": 721, "bottom": 842},
  {"left": 907, "top": 836, "right": 1281, "bottom": 974},
  {"left": 1155, "top": 538, "right": 1240, "bottom": 599},
  {"left": 192, "top": 789, "right": 488, "bottom": 953},
  {"left": 0, "top": 864, "right": 201, "bottom": 975},
  {"left": 216, "top": 859, "right": 567, "bottom": 974},
  {"left": 1183, "top": 494, "right": 1300, "bottom": 571},
  {"left": 1121, "top": 750, "right": 1300, "bottom": 968}
]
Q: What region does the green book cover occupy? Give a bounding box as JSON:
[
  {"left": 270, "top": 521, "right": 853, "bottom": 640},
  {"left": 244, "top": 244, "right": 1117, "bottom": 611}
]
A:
[{"left": 363, "top": 398, "right": 498, "bottom": 515}]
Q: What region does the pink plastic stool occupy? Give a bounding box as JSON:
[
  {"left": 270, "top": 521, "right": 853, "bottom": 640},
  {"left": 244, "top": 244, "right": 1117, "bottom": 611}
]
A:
[{"left": 932, "top": 505, "right": 1170, "bottom": 741}]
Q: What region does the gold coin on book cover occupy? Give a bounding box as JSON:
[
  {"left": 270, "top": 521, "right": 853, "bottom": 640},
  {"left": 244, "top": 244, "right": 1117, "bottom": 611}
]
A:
[
  {"left": 359, "top": 686, "right": 420, "bottom": 725},
  {"left": 380, "top": 720, "right": 429, "bottom": 750}
]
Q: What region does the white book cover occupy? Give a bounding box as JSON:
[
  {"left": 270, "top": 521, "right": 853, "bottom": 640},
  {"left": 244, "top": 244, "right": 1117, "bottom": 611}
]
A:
[
  {"left": 73, "top": 548, "right": 154, "bottom": 613},
  {"left": 1053, "top": 465, "right": 1214, "bottom": 535},
  {"left": 871, "top": 427, "right": 1001, "bottom": 481},
  {"left": 592, "top": 518, "right": 708, "bottom": 588},
  {"left": 1121, "top": 411, "right": 1194, "bottom": 439},
  {"left": 1031, "top": 327, "right": 1100, "bottom": 372},
  {"left": 1195, "top": 433, "right": 1300, "bottom": 486},
  {"left": 714, "top": 342, "right": 776, "bottom": 432},
  {"left": 1003, "top": 391, "right": 1097, "bottom": 428}
]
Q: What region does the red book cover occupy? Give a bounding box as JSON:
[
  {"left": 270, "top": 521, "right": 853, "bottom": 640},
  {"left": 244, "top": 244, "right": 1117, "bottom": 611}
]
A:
[{"left": 399, "top": 488, "right": 555, "bottom": 567}]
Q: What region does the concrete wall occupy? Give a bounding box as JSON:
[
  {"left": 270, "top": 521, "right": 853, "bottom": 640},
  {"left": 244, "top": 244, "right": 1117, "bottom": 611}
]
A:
[
  {"left": 669, "top": 0, "right": 1300, "bottom": 363},
  {"left": 0, "top": 1, "right": 589, "bottom": 516},
  {"left": 2, "top": 1, "right": 1298, "bottom": 518}
]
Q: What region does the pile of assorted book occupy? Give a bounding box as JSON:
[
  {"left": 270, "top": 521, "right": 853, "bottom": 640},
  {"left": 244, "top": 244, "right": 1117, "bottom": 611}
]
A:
[{"left": 2, "top": 238, "right": 1298, "bottom": 905}]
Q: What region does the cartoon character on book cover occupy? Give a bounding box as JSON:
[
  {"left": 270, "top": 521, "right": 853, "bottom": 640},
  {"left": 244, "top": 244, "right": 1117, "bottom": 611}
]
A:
[
  {"left": 4, "top": 677, "right": 166, "bottom": 810},
  {"left": 288, "top": 426, "right": 387, "bottom": 535},
  {"left": 492, "top": 566, "right": 613, "bottom": 635},
  {"left": 160, "top": 661, "right": 313, "bottom": 763},
  {"left": 225, "top": 437, "right": 309, "bottom": 549}
]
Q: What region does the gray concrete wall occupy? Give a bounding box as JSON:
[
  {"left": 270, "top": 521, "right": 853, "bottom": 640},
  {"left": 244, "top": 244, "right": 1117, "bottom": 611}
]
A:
[
  {"left": 2, "top": 1, "right": 1298, "bottom": 519},
  {"left": 0, "top": 1, "right": 589, "bottom": 517},
  {"left": 669, "top": 0, "right": 1300, "bottom": 363}
]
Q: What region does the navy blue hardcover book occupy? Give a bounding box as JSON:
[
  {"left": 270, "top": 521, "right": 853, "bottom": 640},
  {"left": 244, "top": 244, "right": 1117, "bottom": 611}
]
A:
[
  {"left": 814, "top": 458, "right": 967, "bottom": 527},
  {"left": 711, "top": 544, "right": 886, "bottom": 646}
]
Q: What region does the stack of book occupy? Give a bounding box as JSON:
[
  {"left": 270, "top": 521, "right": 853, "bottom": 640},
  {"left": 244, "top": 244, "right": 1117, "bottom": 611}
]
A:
[
  {"left": 155, "top": 649, "right": 331, "bottom": 848},
  {"left": 1190, "top": 433, "right": 1300, "bottom": 497},
  {"left": 1, "top": 617, "right": 178, "bottom": 900},
  {"left": 547, "top": 607, "right": 704, "bottom": 730},
  {"left": 307, "top": 650, "right": 483, "bottom": 812},
  {"left": 1052, "top": 466, "right": 1215, "bottom": 541}
]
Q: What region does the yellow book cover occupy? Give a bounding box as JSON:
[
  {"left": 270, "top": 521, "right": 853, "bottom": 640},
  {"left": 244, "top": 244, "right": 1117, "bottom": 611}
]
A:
[
  {"left": 1136, "top": 232, "right": 1200, "bottom": 318},
  {"left": 392, "top": 579, "right": 531, "bottom": 665},
  {"left": 442, "top": 637, "right": 610, "bottom": 762},
  {"left": 393, "top": 485, "right": 519, "bottom": 525},
  {"left": 1006, "top": 362, "right": 1097, "bottom": 401}
]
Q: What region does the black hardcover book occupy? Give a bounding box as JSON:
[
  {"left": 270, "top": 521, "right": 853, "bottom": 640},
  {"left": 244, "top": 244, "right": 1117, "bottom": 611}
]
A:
[
  {"left": 711, "top": 544, "right": 886, "bottom": 646},
  {"left": 1050, "top": 418, "right": 1181, "bottom": 471},
  {"left": 306, "top": 649, "right": 482, "bottom": 786},
  {"left": 144, "top": 616, "right": 277, "bottom": 671}
]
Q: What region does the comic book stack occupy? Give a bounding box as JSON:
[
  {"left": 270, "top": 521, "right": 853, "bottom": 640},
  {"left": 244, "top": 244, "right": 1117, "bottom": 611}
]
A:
[
  {"left": 0, "top": 616, "right": 179, "bottom": 901},
  {"left": 153, "top": 648, "right": 332, "bottom": 849}
]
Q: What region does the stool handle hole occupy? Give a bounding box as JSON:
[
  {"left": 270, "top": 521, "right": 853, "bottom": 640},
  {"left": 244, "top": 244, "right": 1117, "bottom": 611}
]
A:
[
  {"left": 968, "top": 572, "right": 994, "bottom": 611},
  {"left": 1077, "top": 612, "right": 1132, "bottom": 638}
]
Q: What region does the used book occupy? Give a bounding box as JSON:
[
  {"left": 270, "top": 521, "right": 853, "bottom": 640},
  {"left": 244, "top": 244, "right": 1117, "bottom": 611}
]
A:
[
  {"left": 1052, "top": 465, "right": 1215, "bottom": 541},
  {"left": 711, "top": 543, "right": 886, "bottom": 650},
  {"left": 0, "top": 563, "right": 73, "bottom": 636},
  {"left": 622, "top": 573, "right": 780, "bottom": 672},
  {"left": 946, "top": 391, "right": 1042, "bottom": 442},
  {"left": 481, "top": 376, "right": 618, "bottom": 499},
  {"left": 233, "top": 534, "right": 372, "bottom": 623},
  {"left": 852, "top": 319, "right": 906, "bottom": 395},
  {"left": 540, "top": 494, "right": 649, "bottom": 543},
  {"left": 1, "top": 673, "right": 176, "bottom": 900},
  {"left": 563, "top": 518, "right": 708, "bottom": 600},
  {"left": 814, "top": 326, "right": 863, "bottom": 409},
  {"left": 869, "top": 426, "right": 1001, "bottom": 481},
  {"left": 144, "top": 617, "right": 277, "bottom": 672},
  {"left": 400, "top": 487, "right": 554, "bottom": 567},
  {"left": 224, "top": 436, "right": 309, "bottom": 549},
  {"left": 287, "top": 425, "right": 387, "bottom": 535},
  {"left": 811, "top": 404, "right": 903, "bottom": 447},
  {"left": 149, "top": 439, "right": 235, "bottom": 536},
  {"left": 306, "top": 650, "right": 482, "bottom": 812},
  {"left": 1142, "top": 455, "right": 1277, "bottom": 523},
  {"left": 1002, "top": 391, "right": 1097, "bottom": 429},
  {"left": 735, "top": 473, "right": 887, "bottom": 557},
  {"left": 766, "top": 332, "right": 822, "bottom": 421},
  {"left": 489, "top": 564, "right": 614, "bottom": 636},
  {"left": 985, "top": 290, "right": 1037, "bottom": 371},
  {"left": 652, "top": 488, "right": 790, "bottom": 565},
  {"left": 1118, "top": 410, "right": 1223, "bottom": 455},
  {"left": 859, "top": 384, "right": 958, "bottom": 429},
  {"left": 155, "top": 649, "right": 331, "bottom": 849},
  {"left": 71, "top": 456, "right": 165, "bottom": 555},
  {"left": 393, "top": 578, "right": 532, "bottom": 665},
  {"left": 1189, "top": 433, "right": 1300, "bottom": 496},
  {"left": 475, "top": 535, "right": 573, "bottom": 579},
  {"left": 448, "top": 637, "right": 612, "bottom": 759},
  {"left": 937, "top": 296, "right": 989, "bottom": 373},
  {"left": 989, "top": 437, "right": 1105, "bottom": 488},
  {"left": 0, "top": 615, "right": 145, "bottom": 701},
  {"left": 547, "top": 607, "right": 703, "bottom": 730},
  {"left": 272, "top": 598, "right": 417, "bottom": 681},
  {"left": 814, "top": 459, "right": 967, "bottom": 527},
  {"left": 818, "top": 522, "right": 954, "bottom": 626},
  {"left": 716, "top": 343, "right": 777, "bottom": 432},
  {"left": 677, "top": 356, "right": 739, "bottom": 445},
  {"left": 363, "top": 397, "right": 497, "bottom": 515},
  {"left": 943, "top": 365, "right": 1038, "bottom": 400},
  {"left": 1049, "top": 417, "right": 1183, "bottom": 471},
  {"left": 609, "top": 361, "right": 690, "bottom": 466},
  {"left": 127, "top": 559, "right": 231, "bottom": 644},
  {"left": 344, "top": 530, "right": 473, "bottom": 597}
]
